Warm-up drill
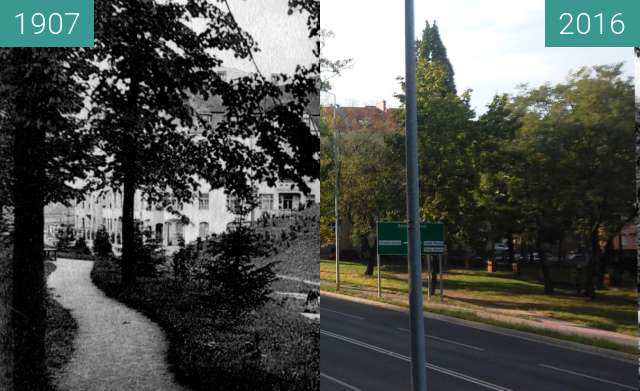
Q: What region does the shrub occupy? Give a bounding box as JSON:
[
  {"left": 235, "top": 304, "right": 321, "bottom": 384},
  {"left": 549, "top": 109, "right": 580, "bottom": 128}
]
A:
[
  {"left": 134, "top": 227, "right": 165, "bottom": 277},
  {"left": 55, "top": 225, "right": 75, "bottom": 251},
  {"left": 93, "top": 226, "right": 112, "bottom": 257},
  {"left": 194, "top": 225, "right": 276, "bottom": 318},
  {"left": 73, "top": 236, "right": 91, "bottom": 255}
]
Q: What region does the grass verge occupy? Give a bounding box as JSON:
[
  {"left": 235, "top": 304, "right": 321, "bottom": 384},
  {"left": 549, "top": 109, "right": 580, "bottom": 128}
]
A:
[
  {"left": 321, "top": 260, "right": 637, "bottom": 355},
  {"left": 91, "top": 257, "right": 318, "bottom": 391}
]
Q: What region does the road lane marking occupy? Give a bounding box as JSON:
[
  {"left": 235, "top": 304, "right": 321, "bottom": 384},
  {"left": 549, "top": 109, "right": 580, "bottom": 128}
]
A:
[
  {"left": 397, "top": 327, "right": 485, "bottom": 351},
  {"left": 538, "top": 364, "right": 635, "bottom": 390},
  {"left": 320, "top": 373, "right": 363, "bottom": 391},
  {"left": 324, "top": 295, "right": 634, "bottom": 364},
  {"left": 322, "top": 308, "right": 365, "bottom": 320},
  {"left": 321, "top": 329, "right": 513, "bottom": 391}
]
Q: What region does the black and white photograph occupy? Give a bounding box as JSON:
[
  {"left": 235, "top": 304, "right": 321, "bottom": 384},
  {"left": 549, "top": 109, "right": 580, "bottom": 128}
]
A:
[{"left": 0, "top": 1, "right": 319, "bottom": 390}]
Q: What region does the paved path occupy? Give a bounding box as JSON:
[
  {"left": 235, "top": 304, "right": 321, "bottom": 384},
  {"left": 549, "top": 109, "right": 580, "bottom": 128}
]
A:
[{"left": 48, "top": 258, "right": 185, "bottom": 391}]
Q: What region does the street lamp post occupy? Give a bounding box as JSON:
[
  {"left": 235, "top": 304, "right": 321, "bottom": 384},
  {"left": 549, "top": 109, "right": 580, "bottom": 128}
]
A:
[
  {"left": 404, "top": 0, "right": 428, "bottom": 390},
  {"left": 330, "top": 94, "right": 341, "bottom": 291}
]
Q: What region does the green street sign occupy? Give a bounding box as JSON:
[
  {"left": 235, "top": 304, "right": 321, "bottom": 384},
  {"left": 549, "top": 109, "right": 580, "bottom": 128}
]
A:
[{"left": 377, "top": 222, "right": 445, "bottom": 255}]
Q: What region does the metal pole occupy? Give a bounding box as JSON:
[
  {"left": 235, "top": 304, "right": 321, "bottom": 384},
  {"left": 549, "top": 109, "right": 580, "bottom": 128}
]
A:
[
  {"left": 377, "top": 221, "right": 381, "bottom": 298},
  {"left": 439, "top": 255, "right": 444, "bottom": 302},
  {"left": 426, "top": 255, "right": 431, "bottom": 301},
  {"left": 404, "top": 0, "right": 427, "bottom": 388},
  {"left": 332, "top": 96, "right": 341, "bottom": 291}
]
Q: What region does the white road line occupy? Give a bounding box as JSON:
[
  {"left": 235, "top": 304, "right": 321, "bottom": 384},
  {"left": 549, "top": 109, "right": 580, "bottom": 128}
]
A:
[
  {"left": 424, "top": 315, "right": 635, "bottom": 364},
  {"left": 538, "top": 364, "right": 636, "bottom": 390},
  {"left": 321, "top": 330, "right": 513, "bottom": 391},
  {"left": 320, "top": 373, "right": 363, "bottom": 391},
  {"left": 322, "top": 308, "right": 365, "bottom": 320},
  {"left": 397, "top": 327, "right": 485, "bottom": 351}
]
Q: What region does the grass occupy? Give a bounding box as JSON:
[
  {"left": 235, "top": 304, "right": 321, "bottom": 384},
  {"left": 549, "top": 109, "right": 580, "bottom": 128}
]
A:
[
  {"left": 91, "top": 257, "right": 318, "bottom": 391},
  {"left": 1, "top": 237, "right": 79, "bottom": 390},
  {"left": 321, "top": 259, "right": 637, "bottom": 353}
]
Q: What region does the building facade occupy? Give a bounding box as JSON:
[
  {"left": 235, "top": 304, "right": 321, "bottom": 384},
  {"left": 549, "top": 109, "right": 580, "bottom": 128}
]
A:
[
  {"left": 72, "top": 178, "right": 319, "bottom": 254},
  {"left": 67, "top": 66, "right": 319, "bottom": 254}
]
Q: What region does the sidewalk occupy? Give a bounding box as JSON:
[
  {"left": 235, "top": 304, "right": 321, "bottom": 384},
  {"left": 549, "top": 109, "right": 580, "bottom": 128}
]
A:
[{"left": 48, "top": 258, "right": 185, "bottom": 391}]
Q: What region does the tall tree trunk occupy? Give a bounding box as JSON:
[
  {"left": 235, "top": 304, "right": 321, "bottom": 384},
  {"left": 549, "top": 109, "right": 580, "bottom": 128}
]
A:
[
  {"left": 507, "top": 232, "right": 515, "bottom": 263},
  {"left": 121, "top": 175, "right": 136, "bottom": 286},
  {"left": 363, "top": 236, "right": 375, "bottom": 276},
  {"left": 537, "top": 236, "right": 553, "bottom": 294},
  {"left": 12, "top": 108, "right": 46, "bottom": 390},
  {"left": 429, "top": 256, "right": 440, "bottom": 296},
  {"left": 584, "top": 229, "right": 599, "bottom": 299},
  {"left": 121, "top": 71, "right": 139, "bottom": 287},
  {"left": 0, "top": 227, "right": 12, "bottom": 391}
]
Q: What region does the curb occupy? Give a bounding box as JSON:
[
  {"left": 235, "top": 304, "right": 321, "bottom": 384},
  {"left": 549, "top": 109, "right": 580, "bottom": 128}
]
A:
[{"left": 321, "top": 290, "right": 637, "bottom": 363}]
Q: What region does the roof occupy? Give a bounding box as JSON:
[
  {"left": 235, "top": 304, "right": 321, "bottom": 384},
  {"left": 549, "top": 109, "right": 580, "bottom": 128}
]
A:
[{"left": 321, "top": 104, "right": 400, "bottom": 131}]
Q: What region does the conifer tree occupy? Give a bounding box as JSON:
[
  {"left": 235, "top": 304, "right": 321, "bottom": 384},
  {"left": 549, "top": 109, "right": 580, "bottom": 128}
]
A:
[{"left": 417, "top": 20, "right": 456, "bottom": 94}]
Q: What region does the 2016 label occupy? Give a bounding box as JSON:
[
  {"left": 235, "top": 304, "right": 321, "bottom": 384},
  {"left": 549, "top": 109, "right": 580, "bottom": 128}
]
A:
[
  {"left": 559, "top": 12, "right": 624, "bottom": 36},
  {"left": 545, "top": 0, "right": 640, "bottom": 47}
]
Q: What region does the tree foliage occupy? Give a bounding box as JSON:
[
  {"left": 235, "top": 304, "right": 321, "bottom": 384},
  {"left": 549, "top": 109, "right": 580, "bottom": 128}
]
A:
[{"left": 89, "top": 0, "right": 319, "bottom": 285}]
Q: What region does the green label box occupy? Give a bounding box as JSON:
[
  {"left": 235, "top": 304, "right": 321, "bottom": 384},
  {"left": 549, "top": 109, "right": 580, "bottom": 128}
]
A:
[
  {"left": 0, "top": 0, "right": 93, "bottom": 47},
  {"left": 377, "top": 222, "right": 445, "bottom": 256},
  {"left": 545, "top": 0, "right": 640, "bottom": 47}
]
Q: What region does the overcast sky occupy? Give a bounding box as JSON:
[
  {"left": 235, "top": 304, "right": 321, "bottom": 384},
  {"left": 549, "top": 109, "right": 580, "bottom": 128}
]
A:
[
  {"left": 215, "top": 0, "right": 316, "bottom": 75},
  {"left": 321, "top": 0, "right": 635, "bottom": 114}
]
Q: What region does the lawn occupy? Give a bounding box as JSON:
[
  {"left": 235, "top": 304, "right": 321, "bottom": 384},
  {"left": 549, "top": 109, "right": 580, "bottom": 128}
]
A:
[{"left": 320, "top": 260, "right": 637, "bottom": 337}]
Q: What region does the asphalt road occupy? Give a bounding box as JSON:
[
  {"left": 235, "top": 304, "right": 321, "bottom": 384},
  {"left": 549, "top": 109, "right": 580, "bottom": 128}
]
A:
[{"left": 320, "top": 295, "right": 636, "bottom": 391}]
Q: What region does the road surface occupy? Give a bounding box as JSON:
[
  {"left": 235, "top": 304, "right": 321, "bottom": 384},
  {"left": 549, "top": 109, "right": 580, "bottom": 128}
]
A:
[{"left": 320, "top": 295, "right": 636, "bottom": 391}]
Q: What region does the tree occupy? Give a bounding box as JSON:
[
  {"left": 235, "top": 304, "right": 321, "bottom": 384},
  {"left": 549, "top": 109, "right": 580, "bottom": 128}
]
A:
[
  {"left": 338, "top": 130, "right": 405, "bottom": 275},
  {"left": 93, "top": 226, "right": 113, "bottom": 258},
  {"left": 417, "top": 20, "right": 456, "bottom": 94},
  {"left": 90, "top": 0, "right": 319, "bottom": 286},
  {"left": 0, "top": 47, "right": 95, "bottom": 390},
  {"left": 506, "top": 64, "right": 634, "bottom": 296},
  {"left": 476, "top": 94, "right": 523, "bottom": 263}
]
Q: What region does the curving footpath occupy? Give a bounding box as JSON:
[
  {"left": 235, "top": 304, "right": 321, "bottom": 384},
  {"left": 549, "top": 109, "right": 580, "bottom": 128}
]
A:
[{"left": 47, "top": 258, "right": 185, "bottom": 391}]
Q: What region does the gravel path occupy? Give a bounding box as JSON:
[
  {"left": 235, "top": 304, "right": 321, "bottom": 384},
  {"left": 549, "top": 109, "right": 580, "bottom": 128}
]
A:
[{"left": 47, "top": 258, "right": 185, "bottom": 391}]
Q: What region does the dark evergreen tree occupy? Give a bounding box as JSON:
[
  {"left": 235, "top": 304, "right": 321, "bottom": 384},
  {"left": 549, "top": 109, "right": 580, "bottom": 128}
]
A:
[
  {"left": 417, "top": 20, "right": 456, "bottom": 94},
  {"left": 93, "top": 226, "right": 113, "bottom": 258}
]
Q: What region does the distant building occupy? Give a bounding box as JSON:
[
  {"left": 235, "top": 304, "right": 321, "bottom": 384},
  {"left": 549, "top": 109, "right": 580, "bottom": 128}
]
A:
[
  {"left": 43, "top": 203, "right": 74, "bottom": 244},
  {"left": 72, "top": 179, "right": 317, "bottom": 254},
  {"left": 612, "top": 223, "right": 636, "bottom": 251},
  {"left": 54, "top": 66, "right": 319, "bottom": 253},
  {"left": 321, "top": 100, "right": 399, "bottom": 132}
]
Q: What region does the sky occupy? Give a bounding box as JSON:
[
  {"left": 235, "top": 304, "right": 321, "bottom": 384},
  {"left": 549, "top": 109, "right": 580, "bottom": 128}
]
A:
[
  {"left": 214, "top": 0, "right": 316, "bottom": 75},
  {"left": 320, "top": 0, "right": 635, "bottom": 114}
]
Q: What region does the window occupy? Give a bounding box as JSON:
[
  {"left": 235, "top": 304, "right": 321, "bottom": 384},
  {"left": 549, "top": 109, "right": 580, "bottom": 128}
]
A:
[
  {"left": 279, "top": 194, "right": 294, "bottom": 211},
  {"left": 199, "top": 222, "right": 209, "bottom": 239},
  {"left": 226, "top": 195, "right": 242, "bottom": 214},
  {"left": 211, "top": 113, "right": 224, "bottom": 130},
  {"left": 307, "top": 194, "right": 316, "bottom": 204},
  {"left": 259, "top": 194, "right": 274, "bottom": 211},
  {"left": 198, "top": 192, "right": 209, "bottom": 210},
  {"left": 201, "top": 113, "right": 212, "bottom": 123}
]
